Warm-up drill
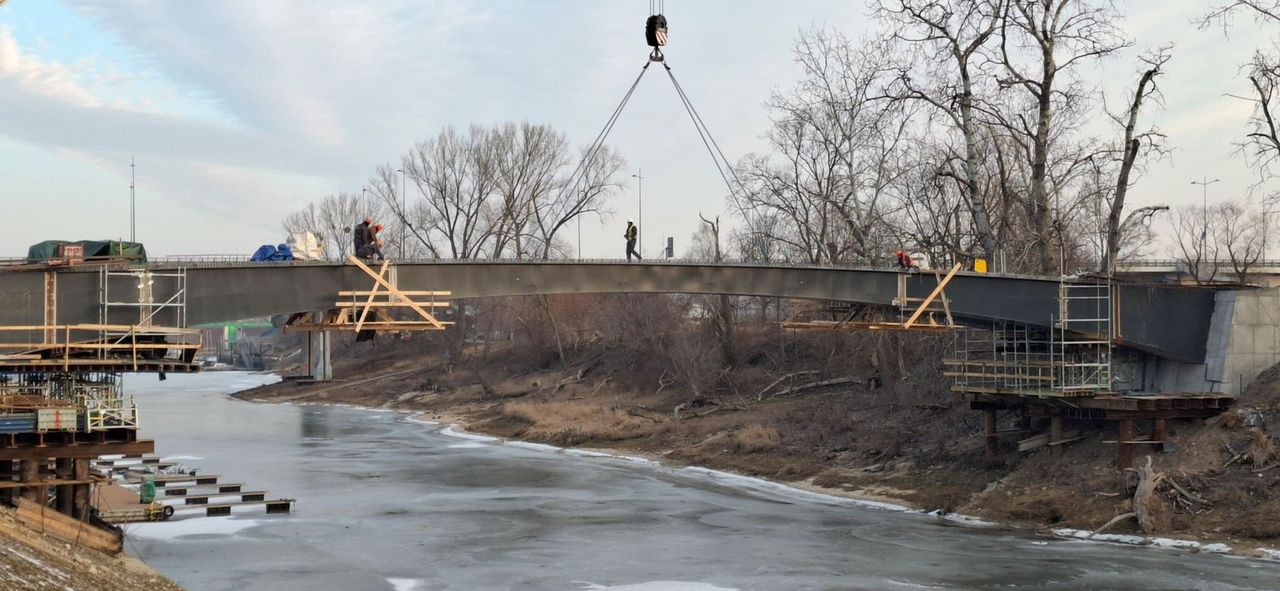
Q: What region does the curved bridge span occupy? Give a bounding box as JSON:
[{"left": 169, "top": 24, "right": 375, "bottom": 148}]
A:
[{"left": 0, "top": 260, "right": 1216, "bottom": 363}]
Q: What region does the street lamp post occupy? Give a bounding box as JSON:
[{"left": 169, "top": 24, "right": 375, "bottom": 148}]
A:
[
  {"left": 129, "top": 157, "right": 136, "bottom": 243},
  {"left": 632, "top": 169, "right": 643, "bottom": 256},
  {"left": 1190, "top": 176, "right": 1220, "bottom": 257},
  {"left": 398, "top": 168, "right": 407, "bottom": 259}
]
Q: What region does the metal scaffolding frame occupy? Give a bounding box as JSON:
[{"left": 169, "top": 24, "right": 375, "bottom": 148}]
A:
[{"left": 947, "top": 279, "right": 1114, "bottom": 397}]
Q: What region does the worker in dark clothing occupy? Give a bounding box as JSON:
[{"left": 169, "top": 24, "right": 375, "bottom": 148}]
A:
[
  {"left": 625, "top": 220, "right": 641, "bottom": 261},
  {"left": 894, "top": 249, "right": 918, "bottom": 272},
  {"left": 353, "top": 217, "right": 371, "bottom": 258}
]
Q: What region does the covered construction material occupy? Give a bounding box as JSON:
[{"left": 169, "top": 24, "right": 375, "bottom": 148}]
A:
[
  {"left": 286, "top": 231, "right": 325, "bottom": 261},
  {"left": 26, "top": 240, "right": 147, "bottom": 262}
]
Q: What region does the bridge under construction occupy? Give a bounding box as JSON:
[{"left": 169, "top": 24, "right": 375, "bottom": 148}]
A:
[{"left": 0, "top": 256, "right": 1270, "bottom": 504}]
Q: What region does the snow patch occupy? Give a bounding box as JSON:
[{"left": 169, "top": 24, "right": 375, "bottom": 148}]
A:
[
  {"left": 1257, "top": 547, "right": 1280, "bottom": 561},
  {"left": 387, "top": 578, "right": 423, "bottom": 591},
  {"left": 1051, "top": 528, "right": 1236, "bottom": 554},
  {"left": 926, "top": 510, "right": 998, "bottom": 528},
  {"left": 129, "top": 517, "right": 263, "bottom": 540},
  {"left": 505, "top": 440, "right": 562, "bottom": 453},
  {"left": 573, "top": 581, "right": 738, "bottom": 591},
  {"left": 563, "top": 449, "right": 613, "bottom": 458},
  {"left": 439, "top": 425, "right": 498, "bottom": 442},
  {"left": 161, "top": 455, "right": 203, "bottom": 461},
  {"left": 679, "top": 466, "right": 914, "bottom": 513},
  {"left": 447, "top": 442, "right": 488, "bottom": 449},
  {"left": 405, "top": 415, "right": 439, "bottom": 426}
]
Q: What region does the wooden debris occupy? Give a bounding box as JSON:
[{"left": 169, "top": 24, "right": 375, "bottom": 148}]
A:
[{"left": 1132, "top": 456, "right": 1167, "bottom": 534}]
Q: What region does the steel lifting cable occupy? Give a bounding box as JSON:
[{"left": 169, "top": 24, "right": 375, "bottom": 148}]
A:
[
  {"left": 554, "top": 60, "right": 654, "bottom": 207},
  {"left": 661, "top": 61, "right": 758, "bottom": 232}
]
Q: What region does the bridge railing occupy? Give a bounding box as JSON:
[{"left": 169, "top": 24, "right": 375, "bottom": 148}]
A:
[{"left": 1119, "top": 258, "right": 1280, "bottom": 269}]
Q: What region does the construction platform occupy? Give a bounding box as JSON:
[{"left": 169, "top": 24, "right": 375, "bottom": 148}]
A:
[{"left": 96, "top": 454, "right": 294, "bottom": 522}]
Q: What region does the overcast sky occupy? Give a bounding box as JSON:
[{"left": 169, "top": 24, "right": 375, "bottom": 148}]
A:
[{"left": 0, "top": 1, "right": 1273, "bottom": 259}]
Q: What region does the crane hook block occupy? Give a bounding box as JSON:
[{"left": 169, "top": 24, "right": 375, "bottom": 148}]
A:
[{"left": 645, "top": 14, "right": 668, "bottom": 47}]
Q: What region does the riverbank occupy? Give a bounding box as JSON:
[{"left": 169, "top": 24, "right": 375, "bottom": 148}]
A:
[
  {"left": 0, "top": 504, "right": 183, "bottom": 591},
  {"left": 234, "top": 335, "right": 1280, "bottom": 556}
]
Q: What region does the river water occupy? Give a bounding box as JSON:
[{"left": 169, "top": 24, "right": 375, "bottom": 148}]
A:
[{"left": 119, "top": 372, "right": 1280, "bottom": 591}]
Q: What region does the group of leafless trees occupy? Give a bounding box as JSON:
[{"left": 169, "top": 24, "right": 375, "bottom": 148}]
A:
[
  {"left": 285, "top": 0, "right": 1280, "bottom": 281},
  {"left": 284, "top": 122, "right": 625, "bottom": 260},
  {"left": 732, "top": 0, "right": 1178, "bottom": 274}
]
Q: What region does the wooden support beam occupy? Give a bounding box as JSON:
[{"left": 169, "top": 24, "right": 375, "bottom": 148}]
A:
[
  {"left": 346, "top": 255, "right": 446, "bottom": 329},
  {"left": 1050, "top": 416, "right": 1063, "bottom": 458},
  {"left": 337, "top": 290, "right": 451, "bottom": 297},
  {"left": 20, "top": 459, "right": 40, "bottom": 502},
  {"left": 333, "top": 301, "right": 450, "bottom": 308},
  {"left": 984, "top": 409, "right": 998, "bottom": 461},
  {"left": 72, "top": 459, "right": 90, "bottom": 519},
  {"left": 904, "top": 263, "right": 963, "bottom": 329},
  {"left": 1153, "top": 418, "right": 1168, "bottom": 452},
  {"left": 1118, "top": 419, "right": 1135, "bottom": 469},
  {"left": 0, "top": 439, "right": 155, "bottom": 461}
]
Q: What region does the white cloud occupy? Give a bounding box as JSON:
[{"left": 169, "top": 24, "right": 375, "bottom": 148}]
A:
[{"left": 0, "top": 26, "right": 99, "bottom": 107}]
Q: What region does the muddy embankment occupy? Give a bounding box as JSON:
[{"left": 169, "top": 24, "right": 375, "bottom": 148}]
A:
[
  {"left": 237, "top": 313, "right": 1280, "bottom": 553},
  {"left": 0, "top": 505, "right": 183, "bottom": 591}
]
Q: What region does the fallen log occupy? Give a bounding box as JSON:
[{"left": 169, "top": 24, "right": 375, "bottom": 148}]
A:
[
  {"left": 1090, "top": 512, "right": 1136, "bottom": 537},
  {"left": 756, "top": 370, "right": 819, "bottom": 401},
  {"left": 770, "top": 376, "right": 864, "bottom": 398}
]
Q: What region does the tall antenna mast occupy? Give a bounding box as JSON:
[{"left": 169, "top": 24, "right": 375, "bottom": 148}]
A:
[{"left": 130, "top": 157, "right": 136, "bottom": 242}]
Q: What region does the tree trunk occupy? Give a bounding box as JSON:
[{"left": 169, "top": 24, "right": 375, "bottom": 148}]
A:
[
  {"left": 1104, "top": 62, "right": 1163, "bottom": 273},
  {"left": 1133, "top": 456, "right": 1167, "bottom": 534},
  {"left": 960, "top": 69, "right": 997, "bottom": 260}
]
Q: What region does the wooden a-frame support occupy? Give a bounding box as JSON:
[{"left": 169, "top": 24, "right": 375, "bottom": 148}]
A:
[
  {"left": 284, "top": 257, "right": 453, "bottom": 333},
  {"left": 782, "top": 262, "right": 963, "bottom": 333}
]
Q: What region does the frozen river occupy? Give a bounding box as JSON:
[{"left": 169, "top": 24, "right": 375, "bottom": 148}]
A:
[{"left": 123, "top": 372, "right": 1280, "bottom": 590}]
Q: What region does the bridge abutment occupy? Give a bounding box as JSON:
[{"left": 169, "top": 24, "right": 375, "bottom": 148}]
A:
[{"left": 1146, "top": 287, "right": 1280, "bottom": 395}]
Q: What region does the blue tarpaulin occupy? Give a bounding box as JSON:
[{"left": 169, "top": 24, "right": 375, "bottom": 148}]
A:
[{"left": 250, "top": 244, "right": 294, "bottom": 262}]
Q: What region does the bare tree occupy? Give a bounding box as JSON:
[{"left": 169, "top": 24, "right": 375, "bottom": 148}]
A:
[
  {"left": 1172, "top": 206, "right": 1221, "bottom": 285},
  {"left": 1201, "top": 3, "right": 1280, "bottom": 187},
  {"left": 1205, "top": 1, "right": 1280, "bottom": 24},
  {"left": 530, "top": 143, "right": 625, "bottom": 260},
  {"left": 739, "top": 30, "right": 905, "bottom": 265},
  {"left": 697, "top": 214, "right": 736, "bottom": 367},
  {"left": 877, "top": 0, "right": 1005, "bottom": 260},
  {"left": 1101, "top": 47, "right": 1172, "bottom": 273},
  {"left": 997, "top": 0, "right": 1130, "bottom": 272},
  {"left": 1217, "top": 202, "right": 1268, "bottom": 282}
]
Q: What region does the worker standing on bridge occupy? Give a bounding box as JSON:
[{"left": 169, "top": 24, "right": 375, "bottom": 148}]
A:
[
  {"left": 354, "top": 217, "right": 371, "bottom": 258},
  {"left": 625, "top": 220, "right": 641, "bottom": 262}
]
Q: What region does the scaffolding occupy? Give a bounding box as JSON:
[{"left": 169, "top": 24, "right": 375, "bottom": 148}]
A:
[
  {"left": 1053, "top": 281, "right": 1112, "bottom": 393},
  {"left": 947, "top": 279, "right": 1113, "bottom": 398},
  {"left": 0, "top": 267, "right": 199, "bottom": 377}
]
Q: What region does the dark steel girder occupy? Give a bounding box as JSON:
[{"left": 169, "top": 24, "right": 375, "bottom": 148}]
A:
[{"left": 0, "top": 261, "right": 1216, "bottom": 363}]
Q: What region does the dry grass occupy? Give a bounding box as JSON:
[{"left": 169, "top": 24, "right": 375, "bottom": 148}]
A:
[
  {"left": 502, "top": 400, "right": 642, "bottom": 445},
  {"left": 731, "top": 424, "right": 784, "bottom": 452}
]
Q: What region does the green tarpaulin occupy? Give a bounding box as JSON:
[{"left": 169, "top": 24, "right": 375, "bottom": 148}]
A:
[{"left": 27, "top": 240, "right": 147, "bottom": 262}]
